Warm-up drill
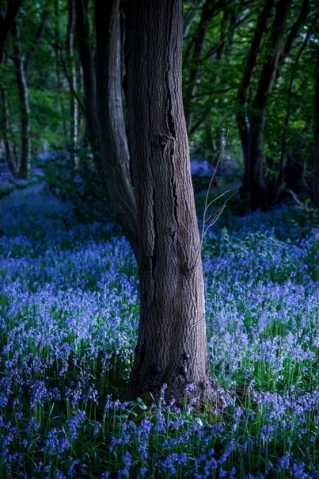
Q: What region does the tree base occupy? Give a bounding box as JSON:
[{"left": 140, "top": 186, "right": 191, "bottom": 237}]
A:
[{"left": 128, "top": 376, "right": 230, "bottom": 415}]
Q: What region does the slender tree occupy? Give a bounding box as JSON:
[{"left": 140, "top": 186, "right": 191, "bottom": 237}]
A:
[
  {"left": 0, "top": 0, "right": 22, "bottom": 64},
  {"left": 248, "top": 0, "right": 293, "bottom": 209},
  {"left": 236, "top": 0, "right": 275, "bottom": 194},
  {"left": 0, "top": 0, "right": 22, "bottom": 173},
  {"left": 236, "top": 0, "right": 311, "bottom": 209},
  {"left": 74, "top": 0, "right": 101, "bottom": 168},
  {"left": 66, "top": 0, "right": 80, "bottom": 166},
  {"left": 314, "top": 33, "right": 319, "bottom": 208},
  {"left": 73, "top": 0, "right": 138, "bottom": 256},
  {"left": 11, "top": 19, "right": 31, "bottom": 178},
  {"left": 0, "top": 86, "right": 12, "bottom": 168},
  {"left": 125, "top": 0, "right": 213, "bottom": 404}
]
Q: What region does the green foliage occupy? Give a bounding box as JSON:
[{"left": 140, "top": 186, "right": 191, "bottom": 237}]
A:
[
  {"left": 0, "top": 0, "right": 316, "bottom": 210},
  {"left": 41, "top": 149, "right": 112, "bottom": 224},
  {"left": 0, "top": 182, "right": 15, "bottom": 198},
  {"left": 182, "top": 0, "right": 316, "bottom": 201}
]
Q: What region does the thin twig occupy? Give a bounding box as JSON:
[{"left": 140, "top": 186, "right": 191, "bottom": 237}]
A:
[
  {"left": 287, "top": 188, "right": 313, "bottom": 212},
  {"left": 181, "top": 132, "right": 238, "bottom": 275}
]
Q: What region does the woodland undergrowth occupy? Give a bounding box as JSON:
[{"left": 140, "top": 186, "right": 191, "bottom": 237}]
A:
[{"left": 0, "top": 175, "right": 319, "bottom": 478}]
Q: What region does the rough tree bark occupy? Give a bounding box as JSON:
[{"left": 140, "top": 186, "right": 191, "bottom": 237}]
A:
[{"left": 125, "top": 0, "right": 213, "bottom": 404}]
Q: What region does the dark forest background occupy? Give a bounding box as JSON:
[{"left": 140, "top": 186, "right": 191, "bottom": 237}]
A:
[{"left": 1, "top": 0, "right": 318, "bottom": 214}]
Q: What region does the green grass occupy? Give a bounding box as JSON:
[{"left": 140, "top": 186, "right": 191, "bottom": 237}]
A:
[{"left": 0, "top": 186, "right": 319, "bottom": 477}]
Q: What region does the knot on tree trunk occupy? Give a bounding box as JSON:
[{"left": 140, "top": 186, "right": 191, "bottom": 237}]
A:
[{"left": 155, "top": 133, "right": 175, "bottom": 150}]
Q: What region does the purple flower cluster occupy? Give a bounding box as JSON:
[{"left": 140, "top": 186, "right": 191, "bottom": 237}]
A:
[{"left": 0, "top": 187, "right": 318, "bottom": 477}]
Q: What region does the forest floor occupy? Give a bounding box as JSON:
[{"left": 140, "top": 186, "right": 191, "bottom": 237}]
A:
[
  {"left": 0, "top": 157, "right": 244, "bottom": 233},
  {"left": 1, "top": 157, "right": 319, "bottom": 478},
  {"left": 0, "top": 163, "right": 75, "bottom": 238}
]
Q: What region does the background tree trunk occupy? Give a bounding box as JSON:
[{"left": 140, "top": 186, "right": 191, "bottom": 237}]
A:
[
  {"left": 74, "top": 0, "right": 138, "bottom": 256},
  {"left": 54, "top": 0, "right": 70, "bottom": 146},
  {"left": 66, "top": 0, "right": 79, "bottom": 168},
  {"left": 125, "top": 0, "right": 211, "bottom": 404},
  {"left": 11, "top": 20, "right": 31, "bottom": 178},
  {"left": 248, "top": 0, "right": 292, "bottom": 210},
  {"left": 0, "top": 85, "right": 15, "bottom": 172},
  {"left": 75, "top": 0, "right": 101, "bottom": 170},
  {"left": 314, "top": 40, "right": 319, "bottom": 208},
  {"left": 236, "top": 0, "right": 275, "bottom": 195},
  {"left": 0, "top": 0, "right": 22, "bottom": 64},
  {"left": 276, "top": 23, "right": 312, "bottom": 201}
]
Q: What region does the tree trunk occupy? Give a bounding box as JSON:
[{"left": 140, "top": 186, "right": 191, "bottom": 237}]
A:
[
  {"left": 279, "top": 0, "right": 311, "bottom": 65},
  {"left": 314, "top": 40, "right": 319, "bottom": 208},
  {"left": 125, "top": 0, "right": 211, "bottom": 404},
  {"left": 0, "top": 0, "right": 22, "bottom": 64},
  {"left": 54, "top": 0, "right": 70, "bottom": 147},
  {"left": 0, "top": 85, "right": 15, "bottom": 173},
  {"left": 94, "top": 0, "right": 138, "bottom": 258},
  {"left": 249, "top": 0, "right": 293, "bottom": 210},
  {"left": 236, "top": 0, "right": 275, "bottom": 194},
  {"left": 11, "top": 20, "right": 31, "bottom": 178},
  {"left": 276, "top": 25, "right": 312, "bottom": 203},
  {"left": 75, "top": 0, "right": 101, "bottom": 171},
  {"left": 73, "top": 0, "right": 138, "bottom": 256},
  {"left": 66, "top": 0, "right": 80, "bottom": 168}
]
